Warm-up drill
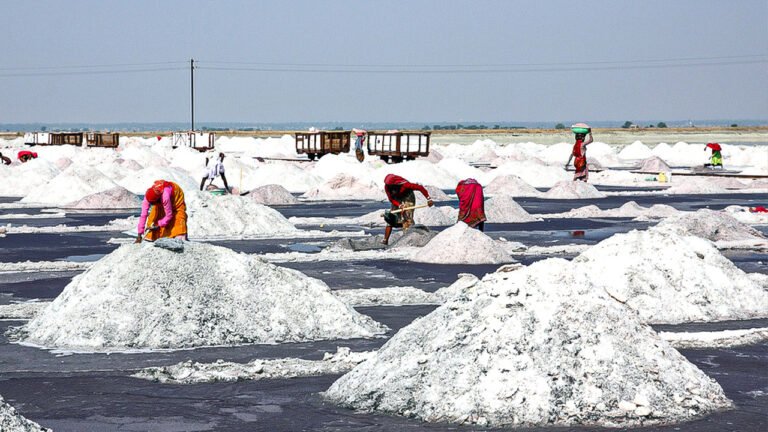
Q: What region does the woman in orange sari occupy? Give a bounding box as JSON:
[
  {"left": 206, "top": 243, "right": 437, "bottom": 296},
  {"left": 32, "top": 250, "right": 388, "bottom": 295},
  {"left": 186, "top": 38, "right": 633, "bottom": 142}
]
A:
[{"left": 135, "top": 180, "right": 188, "bottom": 243}]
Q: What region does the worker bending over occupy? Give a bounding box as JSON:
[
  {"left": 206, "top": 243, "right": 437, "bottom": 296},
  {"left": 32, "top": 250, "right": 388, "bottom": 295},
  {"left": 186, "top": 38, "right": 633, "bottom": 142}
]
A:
[
  {"left": 456, "top": 178, "right": 487, "bottom": 231},
  {"left": 200, "top": 152, "right": 231, "bottom": 192},
  {"left": 18, "top": 150, "right": 38, "bottom": 163},
  {"left": 136, "top": 179, "right": 188, "bottom": 243},
  {"left": 382, "top": 174, "right": 433, "bottom": 245}
]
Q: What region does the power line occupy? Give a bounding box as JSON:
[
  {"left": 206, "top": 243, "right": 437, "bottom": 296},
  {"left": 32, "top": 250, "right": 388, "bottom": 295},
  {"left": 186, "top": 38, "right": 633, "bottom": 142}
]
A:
[
  {"left": 0, "top": 61, "right": 187, "bottom": 72},
  {"left": 0, "top": 67, "right": 186, "bottom": 78}
]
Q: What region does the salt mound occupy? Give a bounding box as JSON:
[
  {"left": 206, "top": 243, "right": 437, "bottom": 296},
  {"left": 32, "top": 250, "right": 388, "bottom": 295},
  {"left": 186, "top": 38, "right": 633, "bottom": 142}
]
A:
[
  {"left": 19, "top": 242, "right": 386, "bottom": 351},
  {"left": 0, "top": 159, "right": 60, "bottom": 197},
  {"left": 657, "top": 209, "right": 766, "bottom": 243},
  {"left": 0, "top": 395, "right": 49, "bottom": 431},
  {"left": 186, "top": 195, "right": 298, "bottom": 239},
  {"left": 638, "top": 156, "right": 671, "bottom": 173},
  {"left": 483, "top": 174, "right": 541, "bottom": 197},
  {"left": 575, "top": 227, "right": 768, "bottom": 323},
  {"left": 414, "top": 206, "right": 458, "bottom": 226},
  {"left": 325, "top": 258, "right": 731, "bottom": 427},
  {"left": 64, "top": 186, "right": 140, "bottom": 209},
  {"left": 485, "top": 196, "right": 538, "bottom": 223},
  {"left": 414, "top": 222, "right": 513, "bottom": 264},
  {"left": 21, "top": 164, "right": 118, "bottom": 205},
  {"left": 417, "top": 185, "right": 450, "bottom": 202},
  {"left": 248, "top": 184, "right": 299, "bottom": 205},
  {"left": 554, "top": 201, "right": 680, "bottom": 219},
  {"left": 543, "top": 181, "right": 606, "bottom": 199},
  {"left": 666, "top": 178, "right": 727, "bottom": 195},
  {"left": 302, "top": 174, "right": 385, "bottom": 201},
  {"left": 618, "top": 141, "right": 653, "bottom": 160}
]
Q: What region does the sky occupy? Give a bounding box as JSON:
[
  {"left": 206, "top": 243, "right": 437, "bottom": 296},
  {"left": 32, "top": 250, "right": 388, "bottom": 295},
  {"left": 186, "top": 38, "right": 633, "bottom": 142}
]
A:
[{"left": 2, "top": 0, "right": 767, "bottom": 125}]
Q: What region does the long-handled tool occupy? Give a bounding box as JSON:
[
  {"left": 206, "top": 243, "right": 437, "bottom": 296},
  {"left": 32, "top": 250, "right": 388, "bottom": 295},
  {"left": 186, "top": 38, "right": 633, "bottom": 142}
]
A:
[{"left": 381, "top": 203, "right": 429, "bottom": 226}]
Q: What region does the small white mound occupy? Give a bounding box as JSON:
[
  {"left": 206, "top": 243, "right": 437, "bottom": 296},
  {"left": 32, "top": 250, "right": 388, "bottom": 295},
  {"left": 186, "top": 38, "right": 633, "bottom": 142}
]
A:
[
  {"left": 660, "top": 328, "right": 768, "bottom": 349},
  {"left": 20, "top": 243, "right": 386, "bottom": 351},
  {"left": 723, "top": 205, "right": 768, "bottom": 224},
  {"left": 325, "top": 259, "right": 731, "bottom": 428},
  {"left": 485, "top": 196, "right": 538, "bottom": 223},
  {"left": 302, "top": 174, "right": 385, "bottom": 201},
  {"left": 334, "top": 287, "right": 439, "bottom": 307},
  {"left": 248, "top": 184, "right": 299, "bottom": 205},
  {"left": 0, "top": 302, "right": 49, "bottom": 320},
  {"left": 547, "top": 201, "right": 680, "bottom": 219},
  {"left": 637, "top": 156, "right": 671, "bottom": 173},
  {"left": 187, "top": 195, "right": 298, "bottom": 239},
  {"left": 414, "top": 206, "right": 458, "bottom": 226},
  {"left": 135, "top": 347, "right": 374, "bottom": 384},
  {"left": 619, "top": 141, "right": 653, "bottom": 160},
  {"left": 657, "top": 209, "right": 766, "bottom": 243},
  {"left": 0, "top": 395, "right": 49, "bottom": 431},
  {"left": 666, "top": 177, "right": 727, "bottom": 195},
  {"left": 21, "top": 164, "right": 118, "bottom": 205},
  {"left": 543, "top": 181, "right": 606, "bottom": 199},
  {"left": 64, "top": 186, "right": 140, "bottom": 209},
  {"left": 483, "top": 174, "right": 541, "bottom": 197},
  {"left": 414, "top": 222, "right": 513, "bottom": 264},
  {"left": 575, "top": 227, "right": 768, "bottom": 324}
]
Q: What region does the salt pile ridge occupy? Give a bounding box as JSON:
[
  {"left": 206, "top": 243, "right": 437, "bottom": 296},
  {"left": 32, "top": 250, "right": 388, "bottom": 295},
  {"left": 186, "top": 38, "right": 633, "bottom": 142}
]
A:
[
  {"left": 656, "top": 209, "right": 766, "bottom": 245},
  {"left": 64, "top": 186, "right": 140, "bottom": 209},
  {"left": 543, "top": 181, "right": 606, "bottom": 199},
  {"left": 414, "top": 206, "right": 458, "bottom": 226},
  {"left": 637, "top": 156, "right": 671, "bottom": 173},
  {"left": 301, "top": 174, "right": 385, "bottom": 201},
  {"left": 485, "top": 196, "right": 538, "bottom": 223},
  {"left": 325, "top": 258, "right": 731, "bottom": 427},
  {"left": 186, "top": 195, "right": 298, "bottom": 239},
  {"left": 19, "top": 242, "right": 386, "bottom": 351},
  {"left": 544, "top": 201, "right": 679, "bottom": 219},
  {"left": 666, "top": 177, "right": 727, "bottom": 195},
  {"left": 0, "top": 395, "right": 50, "bottom": 431},
  {"left": 414, "top": 222, "right": 513, "bottom": 264},
  {"left": 21, "top": 164, "right": 118, "bottom": 205},
  {"left": 483, "top": 174, "right": 541, "bottom": 197},
  {"left": 248, "top": 184, "right": 299, "bottom": 205},
  {"left": 574, "top": 227, "right": 768, "bottom": 324}
]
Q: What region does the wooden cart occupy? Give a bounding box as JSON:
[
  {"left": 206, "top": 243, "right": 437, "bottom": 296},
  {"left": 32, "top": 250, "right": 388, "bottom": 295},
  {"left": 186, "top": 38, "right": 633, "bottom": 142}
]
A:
[
  {"left": 25, "top": 132, "right": 84, "bottom": 146},
  {"left": 86, "top": 132, "right": 120, "bottom": 148},
  {"left": 366, "top": 131, "right": 430, "bottom": 163},
  {"left": 172, "top": 131, "right": 216, "bottom": 152},
  {"left": 294, "top": 131, "right": 351, "bottom": 160}
]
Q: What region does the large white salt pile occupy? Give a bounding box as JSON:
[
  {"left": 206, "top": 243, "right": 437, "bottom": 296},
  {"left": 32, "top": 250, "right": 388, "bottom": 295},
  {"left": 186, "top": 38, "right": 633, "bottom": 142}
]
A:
[
  {"left": 574, "top": 227, "right": 768, "bottom": 324},
  {"left": 248, "top": 184, "right": 299, "bottom": 205},
  {"left": 21, "top": 164, "right": 118, "bottom": 205},
  {"left": 482, "top": 161, "right": 569, "bottom": 188},
  {"left": 618, "top": 141, "right": 653, "bottom": 160},
  {"left": 0, "top": 159, "right": 61, "bottom": 197},
  {"left": 413, "top": 222, "right": 513, "bottom": 264},
  {"left": 656, "top": 209, "right": 766, "bottom": 244},
  {"left": 417, "top": 185, "right": 450, "bottom": 202},
  {"left": 637, "top": 156, "right": 671, "bottom": 173},
  {"left": 20, "top": 242, "right": 386, "bottom": 351},
  {"left": 414, "top": 206, "right": 458, "bottom": 226},
  {"left": 483, "top": 174, "right": 541, "bottom": 197},
  {"left": 302, "top": 174, "right": 385, "bottom": 201},
  {"left": 547, "top": 201, "right": 680, "bottom": 219},
  {"left": 186, "top": 195, "right": 298, "bottom": 239},
  {"left": 485, "top": 196, "right": 538, "bottom": 223},
  {"left": 0, "top": 395, "right": 49, "bottom": 431},
  {"left": 543, "top": 181, "right": 606, "bottom": 199},
  {"left": 325, "top": 258, "right": 731, "bottom": 428},
  {"left": 666, "top": 177, "right": 727, "bottom": 195},
  {"left": 64, "top": 186, "right": 140, "bottom": 209}
]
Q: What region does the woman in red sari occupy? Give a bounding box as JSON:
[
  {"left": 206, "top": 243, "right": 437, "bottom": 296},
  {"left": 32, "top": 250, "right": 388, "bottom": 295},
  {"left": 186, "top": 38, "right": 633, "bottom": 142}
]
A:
[
  {"left": 456, "top": 178, "right": 487, "bottom": 231},
  {"left": 566, "top": 129, "right": 593, "bottom": 182}
]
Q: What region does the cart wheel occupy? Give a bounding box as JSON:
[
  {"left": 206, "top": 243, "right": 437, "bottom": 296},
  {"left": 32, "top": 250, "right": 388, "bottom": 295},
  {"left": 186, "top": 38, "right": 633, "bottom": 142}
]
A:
[
  {"left": 392, "top": 156, "right": 404, "bottom": 164},
  {"left": 308, "top": 153, "right": 317, "bottom": 161},
  {"left": 380, "top": 156, "right": 390, "bottom": 163},
  {"left": 406, "top": 156, "right": 416, "bottom": 161}
]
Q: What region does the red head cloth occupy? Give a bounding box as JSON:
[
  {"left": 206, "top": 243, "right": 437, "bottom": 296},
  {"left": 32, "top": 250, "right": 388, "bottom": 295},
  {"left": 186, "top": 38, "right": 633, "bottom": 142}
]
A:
[
  {"left": 145, "top": 180, "right": 171, "bottom": 202},
  {"left": 17, "top": 150, "right": 32, "bottom": 159},
  {"left": 706, "top": 143, "right": 722, "bottom": 152},
  {"left": 31, "top": 152, "right": 38, "bottom": 158}
]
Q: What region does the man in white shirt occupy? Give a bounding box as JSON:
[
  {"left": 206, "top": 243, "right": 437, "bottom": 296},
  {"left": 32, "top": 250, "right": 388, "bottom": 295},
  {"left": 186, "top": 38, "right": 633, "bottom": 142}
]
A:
[{"left": 200, "top": 152, "right": 232, "bottom": 193}]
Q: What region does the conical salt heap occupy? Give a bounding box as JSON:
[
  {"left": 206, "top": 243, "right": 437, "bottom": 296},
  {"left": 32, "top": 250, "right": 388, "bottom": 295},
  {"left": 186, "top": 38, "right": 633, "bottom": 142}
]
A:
[
  {"left": 413, "top": 222, "right": 513, "bottom": 264},
  {"left": 324, "top": 259, "right": 732, "bottom": 428},
  {"left": 19, "top": 242, "right": 386, "bottom": 351},
  {"left": 0, "top": 395, "right": 50, "bottom": 432}
]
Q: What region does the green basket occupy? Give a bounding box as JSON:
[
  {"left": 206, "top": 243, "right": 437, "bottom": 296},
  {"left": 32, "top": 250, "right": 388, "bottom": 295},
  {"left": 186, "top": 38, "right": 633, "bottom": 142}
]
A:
[
  {"left": 571, "top": 127, "right": 590, "bottom": 134},
  {"left": 209, "top": 189, "right": 226, "bottom": 196}
]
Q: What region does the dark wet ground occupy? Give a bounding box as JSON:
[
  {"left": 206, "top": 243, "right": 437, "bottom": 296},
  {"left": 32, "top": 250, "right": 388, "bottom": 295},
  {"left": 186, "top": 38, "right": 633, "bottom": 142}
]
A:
[{"left": 0, "top": 191, "right": 767, "bottom": 431}]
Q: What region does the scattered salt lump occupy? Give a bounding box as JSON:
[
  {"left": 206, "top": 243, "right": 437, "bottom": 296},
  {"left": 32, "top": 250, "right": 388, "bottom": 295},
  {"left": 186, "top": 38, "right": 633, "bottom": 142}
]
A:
[
  {"left": 413, "top": 222, "right": 513, "bottom": 264},
  {"left": 325, "top": 258, "right": 731, "bottom": 428},
  {"left": 21, "top": 164, "right": 118, "bottom": 205},
  {"left": 414, "top": 206, "right": 458, "bottom": 226},
  {"left": 64, "top": 186, "right": 140, "bottom": 209},
  {"left": 637, "top": 156, "right": 671, "bottom": 173},
  {"left": 248, "top": 184, "right": 299, "bottom": 205},
  {"left": 19, "top": 242, "right": 386, "bottom": 351},
  {"left": 485, "top": 195, "right": 538, "bottom": 223},
  {"left": 302, "top": 174, "right": 385, "bottom": 200},
  {"left": 186, "top": 195, "right": 298, "bottom": 239},
  {"left": 0, "top": 394, "right": 50, "bottom": 431},
  {"left": 483, "top": 174, "right": 541, "bottom": 197},
  {"left": 543, "top": 181, "right": 606, "bottom": 199},
  {"left": 574, "top": 226, "right": 768, "bottom": 324},
  {"left": 657, "top": 209, "right": 766, "bottom": 243}
]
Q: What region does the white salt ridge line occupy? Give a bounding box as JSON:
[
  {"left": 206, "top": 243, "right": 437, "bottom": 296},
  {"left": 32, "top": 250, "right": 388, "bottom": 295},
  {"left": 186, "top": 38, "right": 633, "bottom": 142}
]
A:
[
  {"left": 288, "top": 216, "right": 359, "bottom": 225},
  {"left": 511, "top": 244, "right": 592, "bottom": 255},
  {"left": 261, "top": 247, "right": 417, "bottom": 263},
  {"left": 0, "top": 202, "right": 43, "bottom": 209},
  {"left": 0, "top": 212, "right": 66, "bottom": 219},
  {"left": 0, "top": 302, "right": 49, "bottom": 320},
  {"left": 190, "top": 229, "right": 366, "bottom": 241},
  {"left": 714, "top": 239, "right": 768, "bottom": 250},
  {"left": 660, "top": 328, "right": 768, "bottom": 349},
  {"left": 133, "top": 347, "right": 375, "bottom": 384},
  {"left": 334, "top": 287, "right": 441, "bottom": 307},
  {"left": 0, "top": 260, "right": 93, "bottom": 273},
  {"left": 6, "top": 221, "right": 132, "bottom": 234}
]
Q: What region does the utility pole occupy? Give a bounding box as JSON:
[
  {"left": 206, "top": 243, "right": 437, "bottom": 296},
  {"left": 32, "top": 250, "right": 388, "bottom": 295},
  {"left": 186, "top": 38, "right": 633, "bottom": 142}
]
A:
[{"left": 190, "top": 58, "right": 195, "bottom": 132}]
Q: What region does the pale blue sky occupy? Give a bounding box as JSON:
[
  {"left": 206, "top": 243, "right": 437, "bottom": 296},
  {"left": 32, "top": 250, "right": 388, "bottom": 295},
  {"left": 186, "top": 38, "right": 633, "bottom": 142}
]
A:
[{"left": 2, "top": 0, "right": 767, "bottom": 124}]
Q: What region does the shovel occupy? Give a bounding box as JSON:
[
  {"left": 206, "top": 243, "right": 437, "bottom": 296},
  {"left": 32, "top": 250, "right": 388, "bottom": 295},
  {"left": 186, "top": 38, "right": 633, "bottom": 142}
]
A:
[{"left": 381, "top": 203, "right": 429, "bottom": 226}]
